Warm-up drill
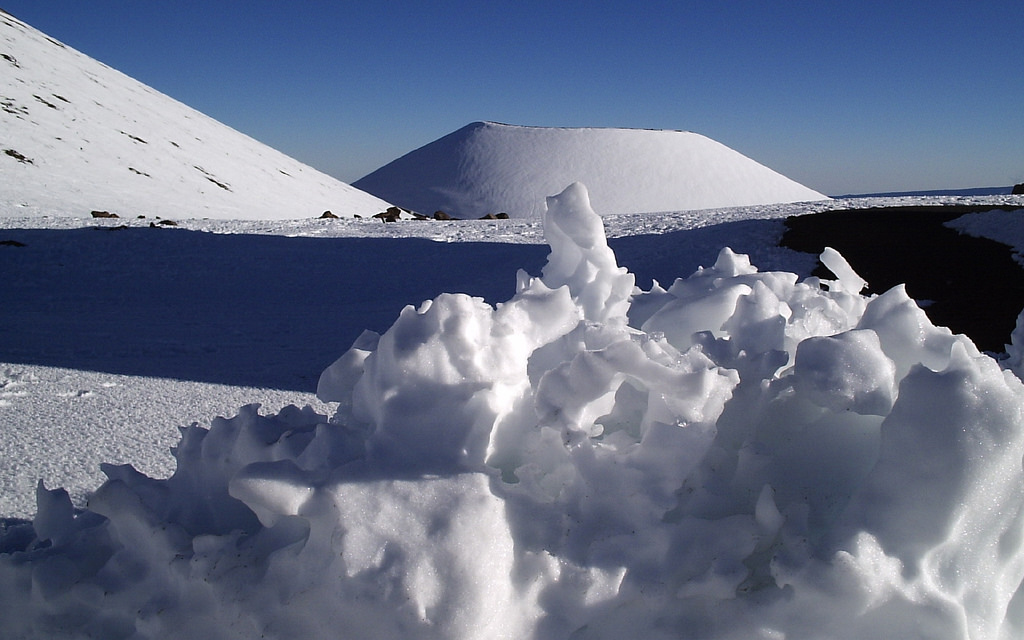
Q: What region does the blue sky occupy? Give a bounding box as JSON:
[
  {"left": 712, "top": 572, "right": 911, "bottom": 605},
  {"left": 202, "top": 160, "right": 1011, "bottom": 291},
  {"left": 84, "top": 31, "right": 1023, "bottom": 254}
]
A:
[{"left": 5, "top": 1, "right": 1022, "bottom": 195}]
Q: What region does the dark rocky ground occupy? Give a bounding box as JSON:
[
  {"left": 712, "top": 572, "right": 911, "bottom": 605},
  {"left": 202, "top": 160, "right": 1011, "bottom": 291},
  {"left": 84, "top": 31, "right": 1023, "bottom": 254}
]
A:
[{"left": 781, "top": 204, "right": 1024, "bottom": 354}]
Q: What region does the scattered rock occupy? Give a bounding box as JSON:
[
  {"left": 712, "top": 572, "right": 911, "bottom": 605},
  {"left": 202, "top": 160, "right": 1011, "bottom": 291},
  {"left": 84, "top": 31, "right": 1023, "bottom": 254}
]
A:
[
  {"left": 120, "top": 131, "right": 147, "bottom": 144},
  {"left": 373, "top": 211, "right": 400, "bottom": 222},
  {"left": 156, "top": 219, "right": 177, "bottom": 226},
  {"left": 1013, "top": 183, "right": 1024, "bottom": 195},
  {"left": 1, "top": 99, "right": 28, "bottom": 116},
  {"left": 433, "top": 210, "right": 454, "bottom": 220},
  {"left": 480, "top": 212, "right": 510, "bottom": 220},
  {"left": 319, "top": 211, "right": 339, "bottom": 219},
  {"left": 33, "top": 94, "right": 58, "bottom": 109},
  {"left": 90, "top": 210, "right": 118, "bottom": 218},
  {"left": 203, "top": 176, "right": 231, "bottom": 191},
  {"left": 193, "top": 165, "right": 231, "bottom": 191},
  {"left": 0, "top": 239, "right": 26, "bottom": 247},
  {"left": 3, "top": 149, "right": 32, "bottom": 164}
]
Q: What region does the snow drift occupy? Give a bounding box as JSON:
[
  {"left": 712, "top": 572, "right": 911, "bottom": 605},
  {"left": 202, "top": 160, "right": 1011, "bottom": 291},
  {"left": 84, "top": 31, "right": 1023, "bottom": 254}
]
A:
[
  {"left": 3, "top": 183, "right": 1024, "bottom": 639},
  {"left": 354, "top": 121, "right": 829, "bottom": 218},
  {"left": 0, "top": 12, "right": 391, "bottom": 219}
]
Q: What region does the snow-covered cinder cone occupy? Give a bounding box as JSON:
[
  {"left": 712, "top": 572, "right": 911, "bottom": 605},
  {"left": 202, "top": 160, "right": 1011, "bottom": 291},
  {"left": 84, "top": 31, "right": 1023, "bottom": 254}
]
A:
[
  {"left": 353, "top": 121, "right": 830, "bottom": 218},
  {"left": 5, "top": 182, "right": 1024, "bottom": 639}
]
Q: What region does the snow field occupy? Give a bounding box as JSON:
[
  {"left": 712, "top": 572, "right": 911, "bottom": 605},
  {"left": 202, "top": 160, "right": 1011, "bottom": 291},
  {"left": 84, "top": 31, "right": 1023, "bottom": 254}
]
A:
[{"left": 3, "top": 183, "right": 1024, "bottom": 639}]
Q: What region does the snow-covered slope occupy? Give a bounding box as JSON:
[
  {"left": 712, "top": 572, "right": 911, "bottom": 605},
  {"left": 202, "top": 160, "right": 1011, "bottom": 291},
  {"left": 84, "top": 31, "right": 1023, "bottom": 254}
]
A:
[
  {"left": 0, "top": 11, "right": 392, "bottom": 219},
  {"left": 354, "top": 121, "right": 829, "bottom": 218}
]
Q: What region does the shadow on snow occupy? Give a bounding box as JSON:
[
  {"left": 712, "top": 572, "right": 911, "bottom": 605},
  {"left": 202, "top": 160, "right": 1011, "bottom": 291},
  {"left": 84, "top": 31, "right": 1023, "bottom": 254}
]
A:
[{"left": 0, "top": 221, "right": 800, "bottom": 392}]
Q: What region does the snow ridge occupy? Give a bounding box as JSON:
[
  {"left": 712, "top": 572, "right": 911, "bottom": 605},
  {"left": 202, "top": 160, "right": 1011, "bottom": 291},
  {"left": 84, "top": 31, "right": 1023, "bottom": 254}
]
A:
[
  {"left": 0, "top": 12, "right": 392, "bottom": 219},
  {"left": 354, "top": 121, "right": 829, "bottom": 218}
]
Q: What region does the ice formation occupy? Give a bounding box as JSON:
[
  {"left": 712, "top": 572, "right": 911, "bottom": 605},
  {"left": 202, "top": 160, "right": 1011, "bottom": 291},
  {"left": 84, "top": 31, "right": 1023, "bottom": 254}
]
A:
[{"left": 4, "top": 182, "right": 1024, "bottom": 639}]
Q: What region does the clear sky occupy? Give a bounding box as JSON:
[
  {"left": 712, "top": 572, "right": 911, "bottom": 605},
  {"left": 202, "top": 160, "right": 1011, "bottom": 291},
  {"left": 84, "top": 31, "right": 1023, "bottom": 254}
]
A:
[{"left": 4, "top": 1, "right": 1022, "bottom": 195}]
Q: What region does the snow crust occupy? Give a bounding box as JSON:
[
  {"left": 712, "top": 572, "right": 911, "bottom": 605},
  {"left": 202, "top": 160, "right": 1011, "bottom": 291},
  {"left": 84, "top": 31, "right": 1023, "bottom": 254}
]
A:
[
  {"left": 0, "top": 13, "right": 392, "bottom": 219},
  {"left": 4, "top": 183, "right": 1024, "bottom": 639},
  {"left": 354, "top": 121, "right": 829, "bottom": 218}
]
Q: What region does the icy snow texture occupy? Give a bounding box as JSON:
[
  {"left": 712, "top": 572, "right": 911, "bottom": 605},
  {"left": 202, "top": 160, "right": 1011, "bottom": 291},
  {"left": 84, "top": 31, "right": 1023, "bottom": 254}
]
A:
[
  {"left": 353, "top": 121, "right": 829, "bottom": 218},
  {"left": 4, "top": 183, "right": 1024, "bottom": 639},
  {"left": 0, "top": 13, "right": 392, "bottom": 219}
]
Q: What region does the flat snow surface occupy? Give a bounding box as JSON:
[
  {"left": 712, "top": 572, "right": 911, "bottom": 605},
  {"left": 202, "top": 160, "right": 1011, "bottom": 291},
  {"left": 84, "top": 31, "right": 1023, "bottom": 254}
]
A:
[
  {"left": 353, "top": 121, "right": 829, "bottom": 218},
  {"left": 0, "top": 199, "right": 813, "bottom": 518},
  {"left": 1, "top": 193, "right": 1020, "bottom": 519},
  {"left": 0, "top": 12, "right": 392, "bottom": 220}
]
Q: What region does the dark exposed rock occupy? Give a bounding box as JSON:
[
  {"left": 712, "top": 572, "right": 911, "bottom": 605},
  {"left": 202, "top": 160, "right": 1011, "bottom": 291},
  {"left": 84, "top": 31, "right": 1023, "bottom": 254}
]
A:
[
  {"left": 203, "top": 176, "right": 230, "bottom": 191},
  {"left": 1, "top": 99, "right": 28, "bottom": 116},
  {"left": 193, "top": 165, "right": 230, "bottom": 191},
  {"left": 319, "top": 211, "right": 339, "bottom": 219},
  {"left": 781, "top": 204, "right": 1024, "bottom": 353},
  {"left": 157, "top": 219, "right": 177, "bottom": 226},
  {"left": 480, "top": 212, "right": 510, "bottom": 220},
  {"left": 1013, "top": 183, "right": 1024, "bottom": 195},
  {"left": 433, "top": 210, "right": 454, "bottom": 220},
  {"left": 373, "top": 211, "right": 400, "bottom": 222},
  {"left": 0, "top": 239, "right": 26, "bottom": 247},
  {"left": 119, "top": 131, "right": 147, "bottom": 144},
  {"left": 90, "top": 210, "right": 118, "bottom": 218},
  {"left": 3, "top": 148, "right": 32, "bottom": 163},
  {"left": 33, "top": 94, "right": 58, "bottom": 109}
]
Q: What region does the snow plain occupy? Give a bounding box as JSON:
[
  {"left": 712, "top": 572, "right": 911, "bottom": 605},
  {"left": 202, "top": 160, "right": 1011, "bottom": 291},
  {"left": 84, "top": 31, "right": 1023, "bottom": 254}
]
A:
[{"left": 0, "top": 197, "right": 827, "bottom": 520}]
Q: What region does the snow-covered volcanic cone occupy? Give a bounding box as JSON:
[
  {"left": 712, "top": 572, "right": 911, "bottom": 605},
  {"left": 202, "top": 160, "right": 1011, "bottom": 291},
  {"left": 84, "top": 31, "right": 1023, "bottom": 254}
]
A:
[
  {"left": 354, "top": 121, "right": 829, "bottom": 218},
  {"left": 0, "top": 11, "right": 391, "bottom": 220}
]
